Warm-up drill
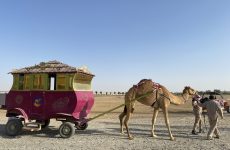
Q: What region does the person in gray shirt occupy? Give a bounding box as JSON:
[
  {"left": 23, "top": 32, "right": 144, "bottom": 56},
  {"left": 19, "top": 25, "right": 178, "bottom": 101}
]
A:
[{"left": 198, "top": 95, "right": 224, "bottom": 140}]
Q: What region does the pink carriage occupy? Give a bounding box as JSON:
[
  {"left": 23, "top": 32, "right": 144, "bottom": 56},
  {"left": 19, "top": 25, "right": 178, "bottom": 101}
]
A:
[{"left": 4, "top": 61, "right": 95, "bottom": 138}]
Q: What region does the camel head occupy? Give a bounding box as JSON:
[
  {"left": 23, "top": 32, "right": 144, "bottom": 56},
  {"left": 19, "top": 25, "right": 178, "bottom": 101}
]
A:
[{"left": 182, "top": 86, "right": 197, "bottom": 101}]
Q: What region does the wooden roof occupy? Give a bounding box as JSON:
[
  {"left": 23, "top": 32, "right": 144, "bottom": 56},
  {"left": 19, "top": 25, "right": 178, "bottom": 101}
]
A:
[{"left": 10, "top": 60, "right": 94, "bottom": 76}]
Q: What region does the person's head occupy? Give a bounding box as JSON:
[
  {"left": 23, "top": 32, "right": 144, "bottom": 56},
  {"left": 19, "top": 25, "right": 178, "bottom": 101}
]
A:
[{"left": 209, "top": 94, "right": 215, "bottom": 100}]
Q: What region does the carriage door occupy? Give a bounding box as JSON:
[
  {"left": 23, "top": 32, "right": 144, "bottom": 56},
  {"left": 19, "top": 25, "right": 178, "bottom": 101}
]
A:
[{"left": 30, "top": 74, "right": 46, "bottom": 120}]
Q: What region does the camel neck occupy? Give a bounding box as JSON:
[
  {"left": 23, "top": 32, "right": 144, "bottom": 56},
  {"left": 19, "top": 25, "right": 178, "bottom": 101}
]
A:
[
  {"left": 160, "top": 85, "right": 185, "bottom": 105},
  {"left": 181, "top": 92, "right": 189, "bottom": 101}
]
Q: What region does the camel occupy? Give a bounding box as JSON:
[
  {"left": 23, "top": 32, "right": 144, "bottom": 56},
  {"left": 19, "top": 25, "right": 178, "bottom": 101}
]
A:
[{"left": 119, "top": 79, "right": 196, "bottom": 140}]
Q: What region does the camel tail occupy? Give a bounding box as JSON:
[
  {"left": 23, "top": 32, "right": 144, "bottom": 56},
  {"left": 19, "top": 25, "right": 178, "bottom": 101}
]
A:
[
  {"left": 123, "top": 105, "right": 134, "bottom": 114},
  {"left": 123, "top": 105, "right": 127, "bottom": 113}
]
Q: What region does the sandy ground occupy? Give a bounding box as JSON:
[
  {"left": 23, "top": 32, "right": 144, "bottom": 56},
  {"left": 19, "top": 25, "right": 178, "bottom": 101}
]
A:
[{"left": 0, "top": 96, "right": 230, "bottom": 150}]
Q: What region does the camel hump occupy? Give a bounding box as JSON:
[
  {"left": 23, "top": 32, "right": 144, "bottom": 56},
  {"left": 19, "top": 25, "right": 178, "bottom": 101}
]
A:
[
  {"left": 136, "top": 79, "right": 160, "bottom": 90},
  {"left": 137, "top": 79, "right": 152, "bottom": 86},
  {"left": 142, "top": 79, "right": 160, "bottom": 88}
]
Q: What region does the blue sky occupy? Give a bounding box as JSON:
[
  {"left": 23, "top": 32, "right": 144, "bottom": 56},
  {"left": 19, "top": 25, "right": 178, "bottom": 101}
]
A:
[{"left": 0, "top": 0, "right": 230, "bottom": 92}]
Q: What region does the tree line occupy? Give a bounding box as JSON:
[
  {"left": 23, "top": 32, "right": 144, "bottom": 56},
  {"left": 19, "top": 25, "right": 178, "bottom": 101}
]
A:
[
  {"left": 94, "top": 91, "right": 126, "bottom": 95},
  {"left": 94, "top": 89, "right": 230, "bottom": 96},
  {"left": 174, "top": 89, "right": 230, "bottom": 95}
]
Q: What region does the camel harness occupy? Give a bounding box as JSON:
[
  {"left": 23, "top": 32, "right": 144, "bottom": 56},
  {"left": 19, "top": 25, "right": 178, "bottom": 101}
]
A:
[{"left": 88, "top": 81, "right": 171, "bottom": 122}]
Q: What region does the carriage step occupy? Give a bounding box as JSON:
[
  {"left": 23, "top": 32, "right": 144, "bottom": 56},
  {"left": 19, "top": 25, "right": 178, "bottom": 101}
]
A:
[{"left": 23, "top": 123, "right": 41, "bottom": 131}]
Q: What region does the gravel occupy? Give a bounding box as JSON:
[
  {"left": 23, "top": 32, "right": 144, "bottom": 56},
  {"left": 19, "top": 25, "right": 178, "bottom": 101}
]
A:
[{"left": 0, "top": 111, "right": 229, "bottom": 150}]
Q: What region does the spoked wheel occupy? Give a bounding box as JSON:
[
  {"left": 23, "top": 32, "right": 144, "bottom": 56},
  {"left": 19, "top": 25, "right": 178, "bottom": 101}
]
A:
[
  {"left": 36, "top": 119, "right": 50, "bottom": 128},
  {"left": 59, "top": 122, "right": 75, "bottom": 138},
  {"left": 75, "top": 122, "right": 88, "bottom": 130},
  {"left": 5, "top": 118, "right": 23, "bottom": 136}
]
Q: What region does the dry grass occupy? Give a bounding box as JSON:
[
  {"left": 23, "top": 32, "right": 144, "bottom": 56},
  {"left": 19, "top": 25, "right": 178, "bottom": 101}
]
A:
[{"left": 90, "top": 95, "right": 230, "bottom": 119}]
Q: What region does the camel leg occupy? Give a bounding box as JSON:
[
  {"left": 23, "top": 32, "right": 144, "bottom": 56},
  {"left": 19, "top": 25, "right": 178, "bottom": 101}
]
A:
[
  {"left": 151, "top": 108, "right": 159, "bottom": 138},
  {"left": 124, "top": 105, "right": 134, "bottom": 140},
  {"left": 119, "top": 111, "right": 126, "bottom": 134},
  {"left": 163, "top": 108, "right": 175, "bottom": 141}
]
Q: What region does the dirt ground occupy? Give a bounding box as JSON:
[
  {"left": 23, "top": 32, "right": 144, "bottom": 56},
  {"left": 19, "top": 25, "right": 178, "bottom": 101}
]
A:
[{"left": 0, "top": 95, "right": 230, "bottom": 150}]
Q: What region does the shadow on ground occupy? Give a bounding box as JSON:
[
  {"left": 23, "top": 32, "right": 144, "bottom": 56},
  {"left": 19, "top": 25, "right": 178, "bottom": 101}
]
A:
[
  {"left": 0, "top": 123, "right": 111, "bottom": 139},
  {"left": 0, "top": 118, "right": 229, "bottom": 140}
]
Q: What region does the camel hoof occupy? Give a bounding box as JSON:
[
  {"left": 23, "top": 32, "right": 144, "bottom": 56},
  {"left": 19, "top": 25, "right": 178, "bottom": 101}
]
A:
[
  {"left": 170, "top": 137, "right": 175, "bottom": 141},
  {"left": 128, "top": 136, "right": 134, "bottom": 140},
  {"left": 151, "top": 134, "right": 158, "bottom": 138},
  {"left": 120, "top": 131, "right": 124, "bottom": 135}
]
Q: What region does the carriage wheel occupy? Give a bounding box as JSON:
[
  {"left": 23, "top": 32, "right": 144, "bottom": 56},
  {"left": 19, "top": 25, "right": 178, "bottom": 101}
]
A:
[
  {"left": 5, "top": 118, "right": 23, "bottom": 136},
  {"left": 75, "top": 122, "right": 88, "bottom": 130},
  {"left": 59, "top": 122, "right": 75, "bottom": 138}
]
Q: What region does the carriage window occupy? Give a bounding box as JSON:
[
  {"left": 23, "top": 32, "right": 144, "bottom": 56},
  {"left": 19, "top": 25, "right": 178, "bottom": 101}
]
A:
[
  {"left": 68, "top": 75, "right": 73, "bottom": 90},
  {"left": 24, "top": 74, "right": 30, "bottom": 90},
  {"left": 12, "top": 74, "right": 19, "bottom": 90},
  {"left": 57, "top": 75, "right": 66, "bottom": 90},
  {"left": 73, "top": 73, "right": 92, "bottom": 91},
  {"left": 48, "top": 74, "right": 56, "bottom": 90},
  {"left": 33, "top": 74, "right": 44, "bottom": 89},
  {"left": 74, "top": 79, "right": 91, "bottom": 90},
  {"left": 19, "top": 74, "right": 24, "bottom": 90},
  {"left": 50, "top": 77, "right": 55, "bottom": 90}
]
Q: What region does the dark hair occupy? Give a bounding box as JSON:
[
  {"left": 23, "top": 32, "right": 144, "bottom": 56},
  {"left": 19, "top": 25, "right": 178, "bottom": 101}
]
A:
[
  {"left": 209, "top": 95, "right": 215, "bottom": 100},
  {"left": 192, "top": 98, "right": 196, "bottom": 102},
  {"left": 200, "top": 97, "right": 209, "bottom": 103}
]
